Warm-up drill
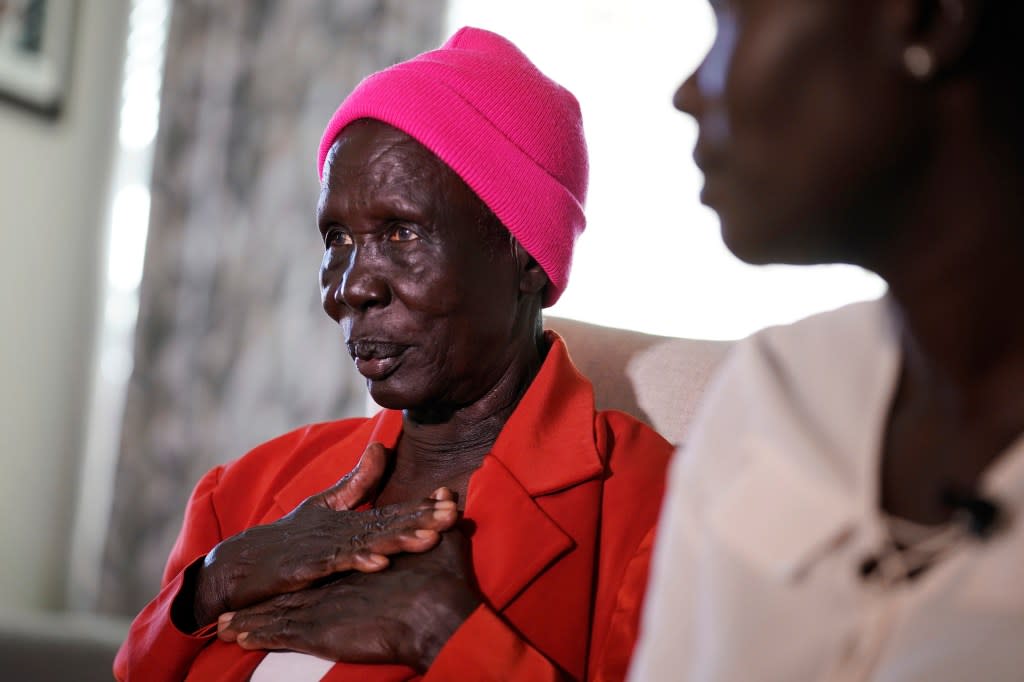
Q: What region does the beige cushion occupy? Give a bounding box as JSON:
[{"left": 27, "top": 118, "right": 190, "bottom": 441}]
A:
[
  {"left": 366, "top": 318, "right": 732, "bottom": 446},
  {"left": 547, "top": 317, "right": 732, "bottom": 445}
]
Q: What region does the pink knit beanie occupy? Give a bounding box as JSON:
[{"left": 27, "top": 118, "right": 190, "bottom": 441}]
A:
[{"left": 317, "top": 27, "right": 588, "bottom": 307}]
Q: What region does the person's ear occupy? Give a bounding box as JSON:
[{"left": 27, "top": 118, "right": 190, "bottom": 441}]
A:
[
  {"left": 892, "top": 0, "right": 981, "bottom": 81},
  {"left": 513, "top": 241, "right": 549, "bottom": 298}
]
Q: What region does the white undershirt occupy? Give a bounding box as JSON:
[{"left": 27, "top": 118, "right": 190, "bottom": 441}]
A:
[{"left": 250, "top": 650, "right": 334, "bottom": 681}]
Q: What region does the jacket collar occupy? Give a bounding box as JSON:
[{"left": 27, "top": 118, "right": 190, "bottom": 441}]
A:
[
  {"left": 487, "top": 331, "right": 604, "bottom": 494},
  {"left": 271, "top": 411, "right": 399, "bottom": 517}
]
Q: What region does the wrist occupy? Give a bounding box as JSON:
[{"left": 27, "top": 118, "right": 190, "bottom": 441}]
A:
[
  {"left": 191, "top": 561, "right": 227, "bottom": 628},
  {"left": 169, "top": 557, "right": 219, "bottom": 634}
]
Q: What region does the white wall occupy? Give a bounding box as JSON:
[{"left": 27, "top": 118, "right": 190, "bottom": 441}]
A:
[
  {"left": 447, "top": 1, "right": 886, "bottom": 339},
  {"left": 0, "top": 0, "right": 130, "bottom": 612}
]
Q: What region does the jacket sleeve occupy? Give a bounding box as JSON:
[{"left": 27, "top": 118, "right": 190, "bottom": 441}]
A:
[
  {"left": 113, "top": 465, "right": 226, "bottom": 681},
  {"left": 425, "top": 604, "right": 568, "bottom": 681}
]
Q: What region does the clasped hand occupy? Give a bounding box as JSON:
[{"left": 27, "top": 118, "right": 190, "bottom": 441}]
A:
[{"left": 195, "top": 442, "right": 480, "bottom": 671}]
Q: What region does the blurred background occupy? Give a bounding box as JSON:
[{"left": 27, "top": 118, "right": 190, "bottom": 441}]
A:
[{"left": 0, "top": 0, "right": 883, "bottom": 668}]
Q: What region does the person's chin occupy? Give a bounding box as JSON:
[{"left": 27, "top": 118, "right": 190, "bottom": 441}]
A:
[
  {"left": 721, "top": 219, "right": 846, "bottom": 267},
  {"left": 365, "top": 373, "right": 428, "bottom": 412},
  {"left": 366, "top": 379, "right": 406, "bottom": 410},
  {"left": 718, "top": 215, "right": 777, "bottom": 265}
]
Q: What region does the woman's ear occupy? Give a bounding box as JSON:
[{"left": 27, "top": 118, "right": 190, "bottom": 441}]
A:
[
  {"left": 895, "top": 0, "right": 981, "bottom": 80},
  {"left": 513, "top": 241, "right": 549, "bottom": 298}
]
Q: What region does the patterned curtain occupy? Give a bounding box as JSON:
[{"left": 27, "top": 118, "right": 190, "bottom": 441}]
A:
[{"left": 99, "top": 0, "right": 445, "bottom": 617}]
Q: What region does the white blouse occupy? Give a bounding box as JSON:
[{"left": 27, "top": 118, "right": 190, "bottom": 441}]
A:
[
  {"left": 629, "top": 299, "right": 1024, "bottom": 682},
  {"left": 250, "top": 651, "right": 334, "bottom": 681}
]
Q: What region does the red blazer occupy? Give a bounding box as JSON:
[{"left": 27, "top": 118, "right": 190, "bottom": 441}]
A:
[{"left": 115, "top": 335, "right": 673, "bottom": 681}]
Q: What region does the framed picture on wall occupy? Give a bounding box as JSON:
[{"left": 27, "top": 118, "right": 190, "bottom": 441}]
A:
[{"left": 0, "top": 0, "right": 76, "bottom": 115}]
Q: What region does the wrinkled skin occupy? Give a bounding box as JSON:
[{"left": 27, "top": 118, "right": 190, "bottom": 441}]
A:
[
  {"left": 218, "top": 510, "right": 480, "bottom": 672},
  {"left": 209, "top": 119, "right": 548, "bottom": 666},
  {"left": 317, "top": 120, "right": 546, "bottom": 416},
  {"left": 191, "top": 443, "right": 457, "bottom": 628}
]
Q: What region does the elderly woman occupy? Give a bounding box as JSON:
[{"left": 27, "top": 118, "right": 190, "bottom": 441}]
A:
[
  {"left": 631, "top": 1, "right": 1024, "bottom": 680},
  {"left": 115, "top": 27, "right": 672, "bottom": 681}
]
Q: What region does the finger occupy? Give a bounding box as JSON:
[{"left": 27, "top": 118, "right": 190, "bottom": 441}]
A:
[
  {"left": 321, "top": 442, "right": 390, "bottom": 511},
  {"left": 328, "top": 501, "right": 457, "bottom": 573},
  {"left": 349, "top": 552, "right": 390, "bottom": 572},
  {"left": 372, "top": 498, "right": 458, "bottom": 532},
  {"left": 338, "top": 530, "right": 442, "bottom": 573},
  {"left": 347, "top": 497, "right": 457, "bottom": 545},
  {"left": 219, "top": 590, "right": 315, "bottom": 642},
  {"left": 222, "top": 614, "right": 281, "bottom": 644},
  {"left": 430, "top": 486, "right": 456, "bottom": 502},
  {"left": 234, "top": 616, "right": 371, "bottom": 662},
  {"left": 235, "top": 617, "right": 324, "bottom": 654},
  {"left": 225, "top": 590, "right": 355, "bottom": 654},
  {"left": 328, "top": 531, "right": 444, "bottom": 575},
  {"left": 263, "top": 500, "right": 458, "bottom": 586},
  {"left": 217, "top": 612, "right": 239, "bottom": 642},
  {"left": 265, "top": 502, "right": 453, "bottom": 589}
]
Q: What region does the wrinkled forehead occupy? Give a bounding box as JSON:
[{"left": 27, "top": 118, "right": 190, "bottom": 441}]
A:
[
  {"left": 316, "top": 119, "right": 506, "bottom": 245},
  {"left": 316, "top": 120, "right": 459, "bottom": 220},
  {"left": 323, "top": 120, "right": 447, "bottom": 190}
]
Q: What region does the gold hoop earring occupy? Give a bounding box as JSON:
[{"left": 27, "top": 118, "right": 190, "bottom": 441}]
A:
[{"left": 903, "top": 45, "right": 935, "bottom": 80}]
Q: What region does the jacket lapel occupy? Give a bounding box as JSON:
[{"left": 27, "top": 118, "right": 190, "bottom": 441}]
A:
[
  {"left": 268, "top": 410, "right": 402, "bottom": 521},
  {"left": 464, "top": 455, "right": 576, "bottom": 610},
  {"left": 462, "top": 333, "right": 606, "bottom": 677}
]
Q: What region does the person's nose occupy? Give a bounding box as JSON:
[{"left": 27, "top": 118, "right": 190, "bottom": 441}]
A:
[
  {"left": 337, "top": 245, "right": 391, "bottom": 314},
  {"left": 321, "top": 245, "right": 391, "bottom": 322},
  {"left": 674, "top": 68, "right": 702, "bottom": 118}
]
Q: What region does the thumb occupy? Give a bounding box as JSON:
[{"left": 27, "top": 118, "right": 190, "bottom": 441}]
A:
[{"left": 321, "top": 442, "right": 390, "bottom": 511}]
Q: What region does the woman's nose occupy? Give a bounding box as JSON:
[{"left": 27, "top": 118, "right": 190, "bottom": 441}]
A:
[
  {"left": 337, "top": 247, "right": 391, "bottom": 313},
  {"left": 674, "top": 68, "right": 702, "bottom": 117}
]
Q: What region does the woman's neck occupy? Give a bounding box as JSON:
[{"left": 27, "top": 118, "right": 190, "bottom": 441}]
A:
[
  {"left": 381, "top": 330, "right": 547, "bottom": 504},
  {"left": 878, "top": 136, "right": 1024, "bottom": 415},
  {"left": 873, "top": 118, "right": 1024, "bottom": 522}
]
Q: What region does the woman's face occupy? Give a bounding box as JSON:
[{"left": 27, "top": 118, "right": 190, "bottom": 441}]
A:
[
  {"left": 318, "top": 120, "right": 524, "bottom": 411},
  {"left": 677, "top": 0, "right": 920, "bottom": 266}
]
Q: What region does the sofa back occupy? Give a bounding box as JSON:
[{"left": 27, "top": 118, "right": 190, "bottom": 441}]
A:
[{"left": 547, "top": 317, "right": 732, "bottom": 445}]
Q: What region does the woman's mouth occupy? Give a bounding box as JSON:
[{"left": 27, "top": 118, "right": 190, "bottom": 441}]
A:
[{"left": 348, "top": 340, "right": 408, "bottom": 380}]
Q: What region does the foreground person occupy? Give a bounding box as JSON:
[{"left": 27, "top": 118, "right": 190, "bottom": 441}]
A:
[
  {"left": 115, "top": 27, "right": 672, "bottom": 681},
  {"left": 630, "top": 1, "right": 1024, "bottom": 680}
]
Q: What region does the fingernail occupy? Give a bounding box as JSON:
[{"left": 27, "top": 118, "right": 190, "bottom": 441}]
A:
[
  {"left": 434, "top": 500, "right": 456, "bottom": 510},
  {"left": 433, "top": 508, "right": 455, "bottom": 520},
  {"left": 218, "top": 612, "right": 234, "bottom": 626},
  {"left": 415, "top": 529, "right": 435, "bottom": 539},
  {"left": 237, "top": 632, "right": 249, "bottom": 643}
]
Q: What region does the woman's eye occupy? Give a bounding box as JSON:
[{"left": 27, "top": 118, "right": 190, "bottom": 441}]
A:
[
  {"left": 389, "top": 225, "right": 419, "bottom": 242},
  {"left": 324, "top": 229, "right": 353, "bottom": 248}
]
